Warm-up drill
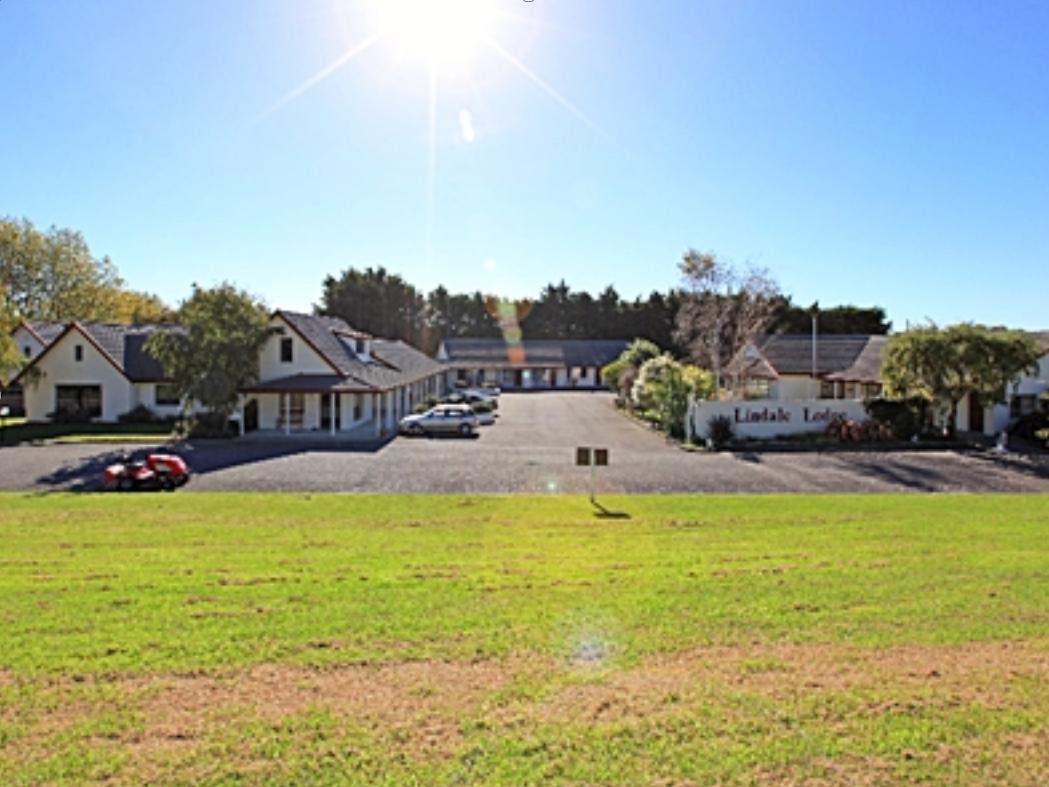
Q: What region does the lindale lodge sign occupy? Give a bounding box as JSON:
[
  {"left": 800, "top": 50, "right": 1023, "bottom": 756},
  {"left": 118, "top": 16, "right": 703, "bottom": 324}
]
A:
[{"left": 689, "top": 399, "right": 869, "bottom": 440}]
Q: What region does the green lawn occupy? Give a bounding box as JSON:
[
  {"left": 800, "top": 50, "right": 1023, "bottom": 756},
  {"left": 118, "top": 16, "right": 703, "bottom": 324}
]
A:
[
  {"left": 0, "top": 420, "right": 173, "bottom": 446},
  {"left": 1, "top": 494, "right": 1048, "bottom": 785}
]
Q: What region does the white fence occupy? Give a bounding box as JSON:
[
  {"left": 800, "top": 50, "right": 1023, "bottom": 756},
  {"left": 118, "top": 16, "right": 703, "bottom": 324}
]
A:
[{"left": 688, "top": 398, "right": 869, "bottom": 441}]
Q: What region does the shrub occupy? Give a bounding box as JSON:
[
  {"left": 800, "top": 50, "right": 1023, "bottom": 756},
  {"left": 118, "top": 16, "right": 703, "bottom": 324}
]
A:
[
  {"left": 707, "top": 415, "right": 734, "bottom": 450},
  {"left": 182, "top": 412, "right": 237, "bottom": 439},
  {"left": 865, "top": 397, "right": 928, "bottom": 441},
  {"left": 118, "top": 405, "right": 159, "bottom": 424},
  {"left": 414, "top": 397, "right": 439, "bottom": 414}
]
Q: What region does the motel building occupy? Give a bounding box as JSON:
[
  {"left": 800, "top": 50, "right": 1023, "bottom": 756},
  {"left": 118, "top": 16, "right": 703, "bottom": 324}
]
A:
[
  {"left": 688, "top": 332, "right": 1049, "bottom": 441},
  {"left": 240, "top": 311, "right": 448, "bottom": 439},
  {"left": 11, "top": 311, "right": 448, "bottom": 442},
  {"left": 437, "top": 337, "right": 629, "bottom": 390}
]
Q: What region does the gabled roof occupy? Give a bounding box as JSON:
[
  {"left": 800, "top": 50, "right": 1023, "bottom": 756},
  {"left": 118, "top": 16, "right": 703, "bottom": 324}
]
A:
[
  {"left": 13, "top": 320, "right": 65, "bottom": 345},
  {"left": 273, "top": 311, "right": 442, "bottom": 391},
  {"left": 440, "top": 338, "right": 631, "bottom": 368},
  {"left": 12, "top": 322, "right": 182, "bottom": 384},
  {"left": 728, "top": 335, "right": 879, "bottom": 379},
  {"left": 824, "top": 336, "right": 889, "bottom": 383}
]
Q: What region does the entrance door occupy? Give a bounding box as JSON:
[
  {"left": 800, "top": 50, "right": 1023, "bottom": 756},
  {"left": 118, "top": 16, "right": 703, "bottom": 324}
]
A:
[
  {"left": 320, "top": 393, "right": 341, "bottom": 431},
  {"left": 514, "top": 369, "right": 524, "bottom": 388},
  {"left": 968, "top": 393, "right": 984, "bottom": 433}
]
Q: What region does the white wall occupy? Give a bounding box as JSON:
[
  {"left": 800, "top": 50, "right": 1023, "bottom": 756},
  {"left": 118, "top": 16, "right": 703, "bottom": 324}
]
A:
[
  {"left": 259, "top": 316, "right": 336, "bottom": 381},
  {"left": 12, "top": 326, "right": 46, "bottom": 363},
  {"left": 23, "top": 330, "right": 132, "bottom": 422},
  {"left": 690, "top": 398, "right": 868, "bottom": 441}
]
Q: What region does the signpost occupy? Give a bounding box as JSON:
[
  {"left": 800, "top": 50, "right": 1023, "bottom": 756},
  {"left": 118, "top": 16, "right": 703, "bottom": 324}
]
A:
[
  {"left": 575, "top": 446, "right": 609, "bottom": 503},
  {"left": 0, "top": 405, "right": 8, "bottom": 446}
]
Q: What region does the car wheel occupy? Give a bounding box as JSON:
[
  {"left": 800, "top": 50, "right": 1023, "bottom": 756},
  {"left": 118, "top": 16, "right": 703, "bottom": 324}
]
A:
[
  {"left": 410, "top": 424, "right": 424, "bottom": 436},
  {"left": 458, "top": 423, "right": 472, "bottom": 436},
  {"left": 118, "top": 477, "right": 134, "bottom": 492},
  {"left": 161, "top": 477, "right": 175, "bottom": 492}
]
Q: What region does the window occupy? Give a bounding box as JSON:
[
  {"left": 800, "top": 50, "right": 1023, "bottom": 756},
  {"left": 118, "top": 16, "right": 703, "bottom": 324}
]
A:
[
  {"left": 353, "top": 394, "right": 362, "bottom": 421},
  {"left": 277, "top": 393, "right": 305, "bottom": 429},
  {"left": 23, "top": 345, "right": 32, "bottom": 358},
  {"left": 819, "top": 380, "right": 835, "bottom": 399},
  {"left": 280, "top": 337, "right": 293, "bottom": 363},
  {"left": 356, "top": 338, "right": 366, "bottom": 354},
  {"left": 55, "top": 385, "right": 101, "bottom": 420},
  {"left": 74, "top": 344, "right": 84, "bottom": 362},
  {"left": 155, "top": 383, "right": 181, "bottom": 406}
]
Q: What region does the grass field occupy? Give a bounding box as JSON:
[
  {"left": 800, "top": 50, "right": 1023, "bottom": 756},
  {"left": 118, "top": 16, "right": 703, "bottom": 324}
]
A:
[{"left": 1, "top": 494, "right": 1048, "bottom": 785}]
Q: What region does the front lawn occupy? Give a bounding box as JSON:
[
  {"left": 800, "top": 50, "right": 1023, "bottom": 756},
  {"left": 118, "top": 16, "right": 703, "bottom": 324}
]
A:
[
  {"left": 0, "top": 420, "right": 173, "bottom": 446},
  {"left": 1, "top": 494, "right": 1047, "bottom": 784}
]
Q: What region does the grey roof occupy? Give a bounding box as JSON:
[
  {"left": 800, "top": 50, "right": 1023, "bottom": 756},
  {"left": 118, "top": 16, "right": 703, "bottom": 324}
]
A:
[
  {"left": 441, "top": 338, "right": 630, "bottom": 369},
  {"left": 824, "top": 336, "right": 889, "bottom": 383},
  {"left": 276, "top": 312, "right": 441, "bottom": 391},
  {"left": 80, "top": 324, "right": 183, "bottom": 381},
  {"left": 28, "top": 321, "right": 65, "bottom": 344},
  {"left": 729, "top": 335, "right": 877, "bottom": 378},
  {"left": 242, "top": 374, "right": 372, "bottom": 394},
  {"left": 1029, "top": 331, "right": 1049, "bottom": 353}
]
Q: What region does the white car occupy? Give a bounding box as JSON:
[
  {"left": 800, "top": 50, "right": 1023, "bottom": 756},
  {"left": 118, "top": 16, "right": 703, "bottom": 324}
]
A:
[{"left": 399, "top": 404, "right": 479, "bottom": 437}]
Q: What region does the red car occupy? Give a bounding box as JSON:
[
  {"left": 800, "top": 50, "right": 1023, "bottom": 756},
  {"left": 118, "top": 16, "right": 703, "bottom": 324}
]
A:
[{"left": 103, "top": 454, "right": 191, "bottom": 492}]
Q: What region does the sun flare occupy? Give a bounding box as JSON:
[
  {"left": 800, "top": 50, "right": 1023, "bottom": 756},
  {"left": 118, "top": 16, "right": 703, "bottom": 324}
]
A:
[{"left": 367, "top": 0, "right": 496, "bottom": 67}]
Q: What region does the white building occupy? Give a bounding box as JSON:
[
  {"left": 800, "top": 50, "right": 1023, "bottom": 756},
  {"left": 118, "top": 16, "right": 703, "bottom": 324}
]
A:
[
  {"left": 14, "top": 311, "right": 449, "bottom": 441},
  {"left": 13, "top": 322, "right": 191, "bottom": 422},
  {"left": 698, "top": 331, "right": 1049, "bottom": 439},
  {"left": 240, "top": 311, "right": 448, "bottom": 440},
  {"left": 438, "top": 338, "right": 629, "bottom": 390}
]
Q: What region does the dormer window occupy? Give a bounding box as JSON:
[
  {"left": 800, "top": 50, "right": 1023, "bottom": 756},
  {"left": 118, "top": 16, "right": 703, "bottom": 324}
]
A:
[
  {"left": 74, "top": 344, "right": 84, "bottom": 362},
  {"left": 280, "top": 337, "right": 294, "bottom": 363},
  {"left": 23, "top": 346, "right": 32, "bottom": 358},
  {"left": 356, "top": 338, "right": 366, "bottom": 354}
]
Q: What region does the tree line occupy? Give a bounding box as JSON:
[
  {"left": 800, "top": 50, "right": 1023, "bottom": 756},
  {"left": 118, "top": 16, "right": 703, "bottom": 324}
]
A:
[{"left": 318, "top": 264, "right": 892, "bottom": 356}]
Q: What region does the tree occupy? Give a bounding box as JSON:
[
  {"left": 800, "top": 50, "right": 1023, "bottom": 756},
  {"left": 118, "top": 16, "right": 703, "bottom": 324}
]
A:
[
  {"left": 111, "top": 290, "right": 176, "bottom": 325},
  {"left": 773, "top": 301, "right": 891, "bottom": 335},
  {"left": 601, "top": 338, "right": 661, "bottom": 402},
  {"left": 882, "top": 324, "right": 1042, "bottom": 437},
  {"left": 0, "top": 287, "right": 24, "bottom": 385},
  {"left": 631, "top": 354, "right": 715, "bottom": 438},
  {"left": 146, "top": 284, "right": 270, "bottom": 429},
  {"left": 674, "top": 250, "right": 781, "bottom": 391},
  {"left": 0, "top": 217, "right": 124, "bottom": 322}
]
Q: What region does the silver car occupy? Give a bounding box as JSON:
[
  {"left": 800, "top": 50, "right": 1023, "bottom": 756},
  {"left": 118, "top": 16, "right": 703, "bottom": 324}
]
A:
[{"left": 399, "top": 404, "right": 479, "bottom": 437}]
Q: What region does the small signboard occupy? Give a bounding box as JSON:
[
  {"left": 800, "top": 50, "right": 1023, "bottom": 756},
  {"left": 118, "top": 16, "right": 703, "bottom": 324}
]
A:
[{"left": 576, "top": 446, "right": 610, "bottom": 502}]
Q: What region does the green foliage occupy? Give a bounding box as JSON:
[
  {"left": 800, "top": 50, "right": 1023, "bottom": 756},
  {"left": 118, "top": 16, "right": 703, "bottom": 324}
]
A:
[
  {"left": 633, "top": 354, "right": 714, "bottom": 438},
  {"left": 146, "top": 283, "right": 269, "bottom": 428},
  {"left": 0, "top": 288, "right": 24, "bottom": 384},
  {"left": 864, "top": 397, "right": 929, "bottom": 441},
  {"left": 707, "top": 414, "right": 735, "bottom": 449},
  {"left": 602, "top": 338, "right": 662, "bottom": 402},
  {"left": 0, "top": 216, "right": 171, "bottom": 327},
  {"left": 773, "top": 301, "right": 891, "bottom": 334},
  {"left": 883, "top": 324, "right": 1042, "bottom": 435},
  {"left": 0, "top": 216, "right": 123, "bottom": 321}
]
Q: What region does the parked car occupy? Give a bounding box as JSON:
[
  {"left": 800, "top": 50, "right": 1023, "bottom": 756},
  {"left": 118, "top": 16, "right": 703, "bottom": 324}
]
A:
[
  {"left": 444, "top": 389, "right": 498, "bottom": 410},
  {"left": 103, "top": 453, "right": 191, "bottom": 491},
  {"left": 399, "top": 404, "right": 479, "bottom": 436}
]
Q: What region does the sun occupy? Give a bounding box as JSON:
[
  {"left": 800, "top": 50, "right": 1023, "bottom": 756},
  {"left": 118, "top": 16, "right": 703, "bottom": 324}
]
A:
[{"left": 367, "top": 0, "right": 496, "bottom": 67}]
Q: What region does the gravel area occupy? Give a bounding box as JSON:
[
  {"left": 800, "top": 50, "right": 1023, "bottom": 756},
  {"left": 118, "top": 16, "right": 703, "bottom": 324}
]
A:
[{"left": 1, "top": 392, "right": 1048, "bottom": 493}]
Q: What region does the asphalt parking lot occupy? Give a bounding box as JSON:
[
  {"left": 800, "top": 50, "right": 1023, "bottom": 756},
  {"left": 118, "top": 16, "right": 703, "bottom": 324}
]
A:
[{"left": 1, "top": 392, "right": 1048, "bottom": 494}]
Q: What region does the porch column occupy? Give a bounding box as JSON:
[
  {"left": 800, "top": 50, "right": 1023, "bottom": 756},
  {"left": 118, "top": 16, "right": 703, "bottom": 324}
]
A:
[
  {"left": 329, "top": 392, "right": 336, "bottom": 436},
  {"left": 373, "top": 393, "right": 381, "bottom": 438},
  {"left": 284, "top": 394, "right": 290, "bottom": 436}
]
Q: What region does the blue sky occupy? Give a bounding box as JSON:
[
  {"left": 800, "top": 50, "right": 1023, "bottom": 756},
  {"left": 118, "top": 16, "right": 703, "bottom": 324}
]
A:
[{"left": 2, "top": 0, "right": 1047, "bottom": 329}]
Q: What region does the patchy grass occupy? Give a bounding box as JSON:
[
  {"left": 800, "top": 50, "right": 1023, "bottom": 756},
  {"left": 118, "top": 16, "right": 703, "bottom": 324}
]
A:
[{"left": 1, "top": 493, "right": 1048, "bottom": 784}]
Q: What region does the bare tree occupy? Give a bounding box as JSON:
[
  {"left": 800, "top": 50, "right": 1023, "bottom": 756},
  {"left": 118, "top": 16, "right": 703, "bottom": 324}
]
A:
[{"left": 673, "top": 250, "right": 781, "bottom": 393}]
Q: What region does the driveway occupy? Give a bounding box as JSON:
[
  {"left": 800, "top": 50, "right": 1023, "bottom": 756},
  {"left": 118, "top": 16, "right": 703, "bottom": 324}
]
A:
[{"left": 1, "top": 392, "right": 1048, "bottom": 493}]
